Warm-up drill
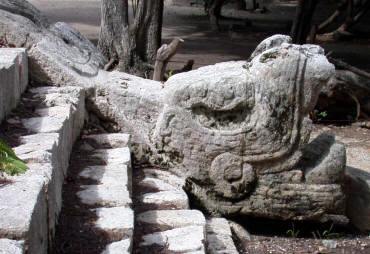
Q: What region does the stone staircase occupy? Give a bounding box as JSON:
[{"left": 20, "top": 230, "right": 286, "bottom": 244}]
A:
[
  {"left": 133, "top": 167, "right": 207, "bottom": 253},
  {"left": 0, "top": 49, "right": 240, "bottom": 253},
  {"left": 3, "top": 45, "right": 369, "bottom": 253},
  {"left": 53, "top": 133, "right": 133, "bottom": 254},
  {"left": 0, "top": 53, "right": 85, "bottom": 252}
]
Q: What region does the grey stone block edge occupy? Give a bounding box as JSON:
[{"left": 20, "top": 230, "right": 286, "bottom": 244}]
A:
[
  {"left": 0, "top": 48, "right": 28, "bottom": 123},
  {"left": 0, "top": 87, "right": 85, "bottom": 253}
]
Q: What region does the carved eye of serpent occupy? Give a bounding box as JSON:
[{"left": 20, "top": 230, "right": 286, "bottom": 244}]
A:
[{"left": 191, "top": 101, "right": 253, "bottom": 131}]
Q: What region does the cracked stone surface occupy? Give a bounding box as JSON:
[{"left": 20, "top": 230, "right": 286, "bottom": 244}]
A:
[
  {"left": 140, "top": 226, "right": 205, "bottom": 253},
  {"left": 88, "top": 36, "right": 346, "bottom": 221},
  {"left": 0, "top": 0, "right": 351, "bottom": 225}
]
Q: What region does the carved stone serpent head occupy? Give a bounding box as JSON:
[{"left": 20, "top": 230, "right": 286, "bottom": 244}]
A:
[{"left": 153, "top": 41, "right": 335, "bottom": 201}]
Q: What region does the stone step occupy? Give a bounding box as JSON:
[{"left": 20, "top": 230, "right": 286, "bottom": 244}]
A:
[
  {"left": 84, "top": 133, "right": 131, "bottom": 149},
  {"left": 94, "top": 207, "right": 134, "bottom": 240},
  {"left": 206, "top": 218, "right": 239, "bottom": 254},
  {"left": 140, "top": 226, "right": 206, "bottom": 253},
  {"left": 133, "top": 167, "right": 207, "bottom": 253},
  {"left": 79, "top": 164, "right": 130, "bottom": 190},
  {"left": 137, "top": 209, "right": 206, "bottom": 230},
  {"left": 0, "top": 86, "right": 85, "bottom": 253},
  {"left": 142, "top": 168, "right": 185, "bottom": 189},
  {"left": 139, "top": 190, "right": 189, "bottom": 210},
  {"left": 52, "top": 133, "right": 134, "bottom": 254},
  {"left": 77, "top": 184, "right": 132, "bottom": 207},
  {"left": 138, "top": 177, "right": 179, "bottom": 192},
  {"left": 102, "top": 239, "right": 132, "bottom": 254}
]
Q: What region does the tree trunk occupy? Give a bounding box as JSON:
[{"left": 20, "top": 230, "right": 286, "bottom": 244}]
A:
[
  {"left": 98, "top": 0, "right": 129, "bottom": 61},
  {"left": 291, "top": 0, "right": 318, "bottom": 44},
  {"left": 135, "top": 0, "right": 163, "bottom": 63},
  {"left": 98, "top": 0, "right": 163, "bottom": 74},
  {"left": 207, "top": 0, "right": 226, "bottom": 30}
]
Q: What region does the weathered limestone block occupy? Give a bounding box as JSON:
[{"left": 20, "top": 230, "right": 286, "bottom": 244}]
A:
[
  {"left": 137, "top": 210, "right": 206, "bottom": 229},
  {"left": 0, "top": 0, "right": 48, "bottom": 28},
  {"left": 102, "top": 239, "right": 132, "bottom": 254},
  {"left": 0, "top": 239, "right": 24, "bottom": 254},
  {"left": 75, "top": 134, "right": 134, "bottom": 253},
  {"left": 0, "top": 0, "right": 348, "bottom": 222},
  {"left": 89, "top": 37, "right": 346, "bottom": 221},
  {"left": 140, "top": 190, "right": 189, "bottom": 210},
  {"left": 140, "top": 226, "right": 205, "bottom": 253},
  {"left": 0, "top": 171, "right": 48, "bottom": 254},
  {"left": 300, "top": 133, "right": 346, "bottom": 184},
  {"left": 91, "top": 71, "right": 164, "bottom": 159},
  {"left": 0, "top": 0, "right": 106, "bottom": 87},
  {"left": 0, "top": 85, "right": 86, "bottom": 253},
  {"left": 0, "top": 9, "right": 44, "bottom": 49},
  {"left": 94, "top": 207, "right": 134, "bottom": 239},
  {"left": 149, "top": 40, "right": 345, "bottom": 221},
  {"left": 0, "top": 48, "right": 28, "bottom": 123},
  {"left": 83, "top": 133, "right": 131, "bottom": 149},
  {"left": 206, "top": 218, "right": 238, "bottom": 254},
  {"left": 79, "top": 165, "right": 130, "bottom": 187},
  {"left": 250, "top": 34, "right": 292, "bottom": 59},
  {"left": 77, "top": 184, "right": 131, "bottom": 207},
  {"left": 345, "top": 167, "right": 370, "bottom": 232}
]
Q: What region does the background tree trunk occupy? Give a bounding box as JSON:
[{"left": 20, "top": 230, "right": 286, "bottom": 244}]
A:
[
  {"left": 291, "top": 0, "right": 318, "bottom": 44},
  {"left": 98, "top": 0, "right": 163, "bottom": 75},
  {"left": 206, "top": 0, "right": 226, "bottom": 30},
  {"left": 135, "top": 0, "right": 164, "bottom": 63}
]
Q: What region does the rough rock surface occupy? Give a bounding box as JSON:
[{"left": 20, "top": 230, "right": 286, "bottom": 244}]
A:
[
  {"left": 0, "top": 239, "right": 24, "bottom": 254},
  {"left": 151, "top": 40, "right": 345, "bottom": 221},
  {"left": 0, "top": 86, "right": 85, "bottom": 253},
  {"left": 140, "top": 226, "right": 205, "bottom": 253},
  {"left": 0, "top": 48, "right": 28, "bottom": 123},
  {"left": 0, "top": 0, "right": 106, "bottom": 87},
  {"left": 135, "top": 167, "right": 207, "bottom": 253},
  {"left": 206, "top": 218, "right": 238, "bottom": 254},
  {"left": 345, "top": 167, "right": 370, "bottom": 232},
  {"left": 137, "top": 210, "right": 205, "bottom": 229},
  {"left": 0, "top": 0, "right": 348, "bottom": 222}
]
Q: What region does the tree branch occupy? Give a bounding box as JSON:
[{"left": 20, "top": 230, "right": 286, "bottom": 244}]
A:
[{"left": 153, "top": 38, "right": 184, "bottom": 81}]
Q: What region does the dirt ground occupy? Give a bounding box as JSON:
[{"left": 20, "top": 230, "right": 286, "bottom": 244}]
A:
[
  {"left": 27, "top": 1, "right": 370, "bottom": 253},
  {"left": 29, "top": 0, "right": 370, "bottom": 71}
]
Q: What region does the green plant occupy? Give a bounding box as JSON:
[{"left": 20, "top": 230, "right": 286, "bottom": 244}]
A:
[
  {"left": 167, "top": 70, "right": 174, "bottom": 79},
  {"left": 0, "top": 139, "right": 28, "bottom": 176},
  {"left": 317, "top": 111, "right": 328, "bottom": 119},
  {"left": 311, "top": 223, "right": 342, "bottom": 239},
  {"left": 286, "top": 223, "right": 300, "bottom": 238}
]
